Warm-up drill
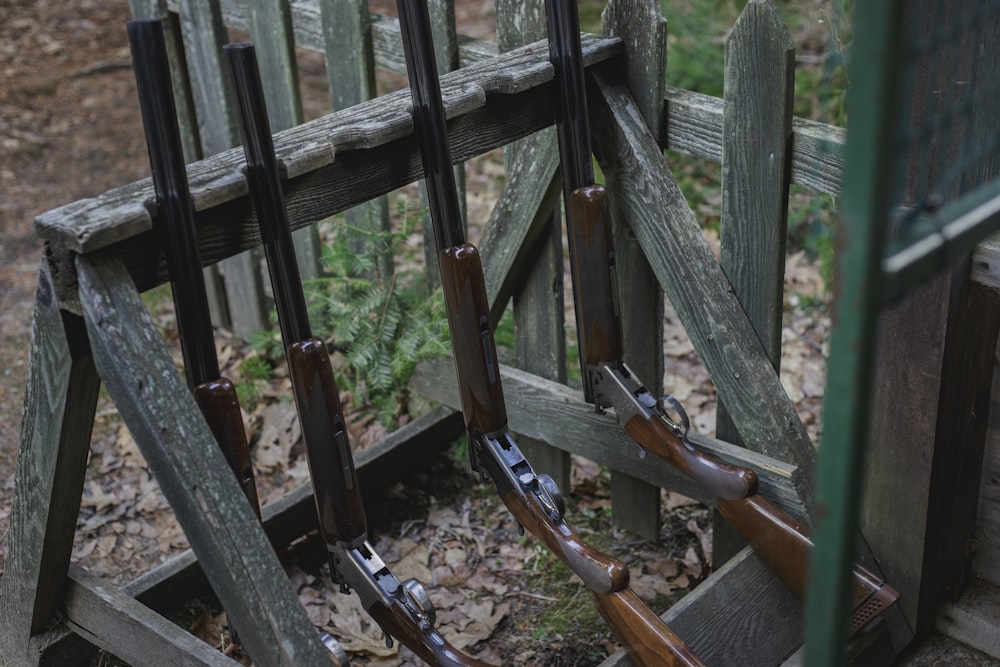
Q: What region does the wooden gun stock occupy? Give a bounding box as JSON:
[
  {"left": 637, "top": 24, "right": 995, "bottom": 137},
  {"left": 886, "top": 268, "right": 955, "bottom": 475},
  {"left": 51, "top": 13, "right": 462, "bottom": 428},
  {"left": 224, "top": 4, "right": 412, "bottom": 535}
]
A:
[
  {"left": 717, "top": 494, "right": 899, "bottom": 636},
  {"left": 593, "top": 588, "right": 705, "bottom": 667},
  {"left": 565, "top": 185, "right": 622, "bottom": 398},
  {"left": 624, "top": 415, "right": 759, "bottom": 501},
  {"left": 193, "top": 379, "right": 261, "bottom": 519},
  {"left": 438, "top": 244, "right": 508, "bottom": 436},
  {"left": 286, "top": 338, "right": 367, "bottom": 546}
]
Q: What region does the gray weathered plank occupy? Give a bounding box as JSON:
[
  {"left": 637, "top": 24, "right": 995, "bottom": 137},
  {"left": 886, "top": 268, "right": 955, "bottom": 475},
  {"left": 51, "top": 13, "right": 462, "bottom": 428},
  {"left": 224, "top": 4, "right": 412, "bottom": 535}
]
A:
[
  {"left": 35, "top": 34, "right": 622, "bottom": 259},
  {"left": 588, "top": 69, "right": 816, "bottom": 508},
  {"left": 64, "top": 566, "right": 240, "bottom": 667},
  {"left": 497, "top": 0, "right": 571, "bottom": 494},
  {"left": 76, "top": 254, "right": 331, "bottom": 666},
  {"left": 478, "top": 129, "right": 563, "bottom": 325},
  {"left": 246, "top": 0, "right": 321, "bottom": 282},
  {"left": 714, "top": 0, "right": 795, "bottom": 564},
  {"left": 0, "top": 257, "right": 101, "bottom": 667},
  {"left": 411, "top": 357, "right": 807, "bottom": 519},
  {"left": 320, "top": 0, "right": 393, "bottom": 280},
  {"left": 663, "top": 86, "right": 845, "bottom": 196},
  {"left": 603, "top": 0, "right": 670, "bottom": 541},
  {"left": 972, "top": 237, "right": 1000, "bottom": 291},
  {"left": 937, "top": 577, "right": 1000, "bottom": 660},
  {"left": 176, "top": 0, "right": 268, "bottom": 336},
  {"left": 597, "top": 546, "right": 803, "bottom": 666}
]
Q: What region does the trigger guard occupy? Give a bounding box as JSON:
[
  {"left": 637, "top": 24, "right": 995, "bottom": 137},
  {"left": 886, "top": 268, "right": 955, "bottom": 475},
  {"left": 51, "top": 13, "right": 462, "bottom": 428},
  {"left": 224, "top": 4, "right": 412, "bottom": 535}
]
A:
[{"left": 660, "top": 395, "right": 690, "bottom": 438}]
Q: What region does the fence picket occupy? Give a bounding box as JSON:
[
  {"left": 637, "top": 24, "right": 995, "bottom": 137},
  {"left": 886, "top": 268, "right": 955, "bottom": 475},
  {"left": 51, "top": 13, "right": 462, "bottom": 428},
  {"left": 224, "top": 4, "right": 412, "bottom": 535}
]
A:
[
  {"left": 320, "top": 0, "right": 393, "bottom": 280},
  {"left": 603, "top": 0, "right": 668, "bottom": 540},
  {"left": 714, "top": 0, "right": 795, "bottom": 564},
  {"left": 247, "top": 0, "right": 322, "bottom": 282}
]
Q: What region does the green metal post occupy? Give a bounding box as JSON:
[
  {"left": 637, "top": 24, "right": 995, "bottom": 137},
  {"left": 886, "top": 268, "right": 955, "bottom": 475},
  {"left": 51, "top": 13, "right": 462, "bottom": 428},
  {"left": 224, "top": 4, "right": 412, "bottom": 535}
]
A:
[{"left": 804, "top": 2, "right": 905, "bottom": 665}]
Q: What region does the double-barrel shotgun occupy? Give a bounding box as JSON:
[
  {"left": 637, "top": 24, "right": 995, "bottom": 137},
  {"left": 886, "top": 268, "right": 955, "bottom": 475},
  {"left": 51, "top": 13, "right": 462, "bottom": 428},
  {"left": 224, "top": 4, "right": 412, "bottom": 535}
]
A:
[
  {"left": 225, "top": 42, "right": 490, "bottom": 667},
  {"left": 542, "top": 0, "right": 899, "bottom": 638},
  {"left": 127, "top": 21, "right": 348, "bottom": 662},
  {"left": 397, "top": 1, "right": 705, "bottom": 665}
]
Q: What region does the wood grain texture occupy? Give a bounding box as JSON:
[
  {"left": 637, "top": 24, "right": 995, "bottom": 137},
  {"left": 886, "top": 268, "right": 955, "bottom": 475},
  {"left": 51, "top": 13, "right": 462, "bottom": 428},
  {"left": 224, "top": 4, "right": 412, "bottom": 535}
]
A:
[
  {"left": 76, "top": 255, "right": 331, "bottom": 666},
  {"left": 714, "top": 0, "right": 794, "bottom": 563},
  {"left": 602, "top": 0, "right": 667, "bottom": 145},
  {"left": 588, "top": 68, "right": 816, "bottom": 508},
  {"left": 35, "top": 34, "right": 622, "bottom": 258},
  {"left": 496, "top": 0, "right": 571, "bottom": 493},
  {"left": 320, "top": 0, "right": 393, "bottom": 280},
  {"left": 64, "top": 566, "right": 241, "bottom": 667},
  {"left": 597, "top": 546, "right": 803, "bottom": 667},
  {"left": 602, "top": 0, "right": 669, "bottom": 541},
  {"left": 663, "top": 86, "right": 845, "bottom": 196},
  {"left": 411, "top": 357, "right": 807, "bottom": 520},
  {"left": 0, "top": 259, "right": 101, "bottom": 667}
]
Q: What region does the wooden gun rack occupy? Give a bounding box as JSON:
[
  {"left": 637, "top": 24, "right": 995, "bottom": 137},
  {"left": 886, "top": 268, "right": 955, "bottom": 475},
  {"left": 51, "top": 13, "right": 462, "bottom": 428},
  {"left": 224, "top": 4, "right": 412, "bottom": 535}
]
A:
[{"left": 1, "top": 2, "right": 940, "bottom": 664}]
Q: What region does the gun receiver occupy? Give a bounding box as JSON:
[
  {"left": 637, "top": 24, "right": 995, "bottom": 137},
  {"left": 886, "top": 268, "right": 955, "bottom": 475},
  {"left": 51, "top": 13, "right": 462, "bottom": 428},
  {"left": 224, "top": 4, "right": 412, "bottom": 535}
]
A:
[
  {"left": 128, "top": 19, "right": 260, "bottom": 518},
  {"left": 543, "top": 0, "right": 899, "bottom": 636},
  {"left": 398, "top": 2, "right": 704, "bottom": 664},
  {"left": 226, "top": 43, "right": 487, "bottom": 667}
]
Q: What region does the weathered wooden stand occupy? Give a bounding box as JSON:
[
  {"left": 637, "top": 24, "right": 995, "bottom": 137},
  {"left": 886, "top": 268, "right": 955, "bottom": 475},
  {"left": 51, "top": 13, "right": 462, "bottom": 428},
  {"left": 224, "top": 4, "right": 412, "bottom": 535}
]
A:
[{"left": 2, "top": 1, "right": 997, "bottom": 666}]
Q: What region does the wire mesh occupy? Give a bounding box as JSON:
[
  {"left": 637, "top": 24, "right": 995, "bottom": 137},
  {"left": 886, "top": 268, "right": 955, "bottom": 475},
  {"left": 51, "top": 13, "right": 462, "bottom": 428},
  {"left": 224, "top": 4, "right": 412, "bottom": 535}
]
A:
[{"left": 881, "top": 0, "right": 1000, "bottom": 297}]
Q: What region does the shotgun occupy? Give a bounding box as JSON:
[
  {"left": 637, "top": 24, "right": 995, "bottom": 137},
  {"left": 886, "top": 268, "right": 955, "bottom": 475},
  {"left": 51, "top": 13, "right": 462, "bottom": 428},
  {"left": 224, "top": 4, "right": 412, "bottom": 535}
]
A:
[
  {"left": 128, "top": 18, "right": 260, "bottom": 521},
  {"left": 542, "top": 0, "right": 899, "bottom": 636},
  {"left": 128, "top": 21, "right": 348, "bottom": 662},
  {"left": 397, "top": 3, "right": 704, "bottom": 665},
  {"left": 226, "top": 42, "right": 489, "bottom": 667}
]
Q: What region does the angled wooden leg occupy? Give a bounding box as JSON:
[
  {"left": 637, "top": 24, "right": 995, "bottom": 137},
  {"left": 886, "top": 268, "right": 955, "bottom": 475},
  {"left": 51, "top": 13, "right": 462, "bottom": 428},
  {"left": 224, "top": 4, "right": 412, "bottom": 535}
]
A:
[
  {"left": 75, "top": 254, "right": 333, "bottom": 667},
  {"left": 0, "top": 255, "right": 101, "bottom": 667}
]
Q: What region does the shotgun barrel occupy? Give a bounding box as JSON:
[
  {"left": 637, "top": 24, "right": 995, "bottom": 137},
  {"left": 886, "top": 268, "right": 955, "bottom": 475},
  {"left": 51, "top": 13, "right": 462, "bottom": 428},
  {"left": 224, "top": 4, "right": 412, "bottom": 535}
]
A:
[
  {"left": 397, "top": 2, "right": 705, "bottom": 664},
  {"left": 226, "top": 42, "right": 489, "bottom": 667},
  {"left": 127, "top": 17, "right": 261, "bottom": 522}
]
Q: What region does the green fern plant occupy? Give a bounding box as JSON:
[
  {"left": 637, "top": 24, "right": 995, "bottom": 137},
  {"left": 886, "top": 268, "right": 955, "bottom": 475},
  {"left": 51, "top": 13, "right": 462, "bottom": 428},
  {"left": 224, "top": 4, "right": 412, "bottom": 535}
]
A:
[{"left": 305, "top": 208, "right": 451, "bottom": 426}]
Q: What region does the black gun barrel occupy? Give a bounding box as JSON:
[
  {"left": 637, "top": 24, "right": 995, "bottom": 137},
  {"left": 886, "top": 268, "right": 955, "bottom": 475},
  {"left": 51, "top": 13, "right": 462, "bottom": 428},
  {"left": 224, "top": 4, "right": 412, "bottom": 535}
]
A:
[
  {"left": 397, "top": 0, "right": 466, "bottom": 251},
  {"left": 544, "top": 0, "right": 595, "bottom": 192},
  {"left": 225, "top": 43, "right": 312, "bottom": 346},
  {"left": 127, "top": 18, "right": 221, "bottom": 389}
]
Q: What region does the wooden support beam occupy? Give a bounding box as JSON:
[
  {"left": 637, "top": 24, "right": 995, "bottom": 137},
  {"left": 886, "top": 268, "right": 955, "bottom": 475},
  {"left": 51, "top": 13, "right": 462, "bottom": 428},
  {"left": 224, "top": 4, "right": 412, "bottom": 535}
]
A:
[
  {"left": 714, "top": 0, "right": 795, "bottom": 567},
  {"left": 0, "top": 255, "right": 101, "bottom": 667},
  {"left": 76, "top": 255, "right": 331, "bottom": 666},
  {"left": 64, "top": 566, "right": 241, "bottom": 667},
  {"left": 602, "top": 0, "right": 668, "bottom": 541},
  {"left": 35, "top": 35, "right": 622, "bottom": 283}
]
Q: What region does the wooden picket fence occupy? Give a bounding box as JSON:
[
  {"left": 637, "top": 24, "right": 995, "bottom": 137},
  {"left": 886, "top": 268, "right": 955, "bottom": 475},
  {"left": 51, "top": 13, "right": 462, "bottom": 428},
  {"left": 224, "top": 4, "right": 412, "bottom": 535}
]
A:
[{"left": 3, "top": 0, "right": 999, "bottom": 665}]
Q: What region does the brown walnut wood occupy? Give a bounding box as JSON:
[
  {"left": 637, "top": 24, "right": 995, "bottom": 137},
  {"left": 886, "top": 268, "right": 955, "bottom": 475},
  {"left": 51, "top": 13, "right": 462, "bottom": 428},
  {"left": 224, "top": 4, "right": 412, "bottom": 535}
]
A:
[
  {"left": 623, "top": 415, "right": 758, "bottom": 501},
  {"left": 439, "top": 244, "right": 508, "bottom": 436},
  {"left": 592, "top": 587, "right": 706, "bottom": 667},
  {"left": 194, "top": 378, "right": 261, "bottom": 519},
  {"left": 286, "top": 337, "right": 367, "bottom": 547}
]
